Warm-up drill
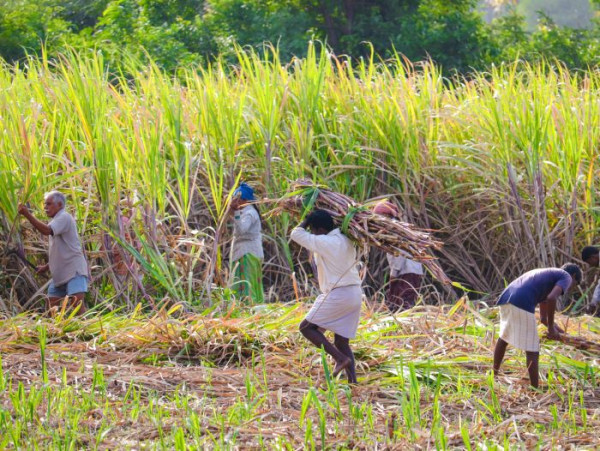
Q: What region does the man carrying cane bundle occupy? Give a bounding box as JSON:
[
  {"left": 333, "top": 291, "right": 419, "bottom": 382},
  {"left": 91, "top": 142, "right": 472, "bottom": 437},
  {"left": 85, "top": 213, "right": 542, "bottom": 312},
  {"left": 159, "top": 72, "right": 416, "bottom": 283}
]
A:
[
  {"left": 18, "top": 191, "right": 89, "bottom": 314},
  {"left": 372, "top": 201, "right": 424, "bottom": 312},
  {"left": 290, "top": 209, "right": 363, "bottom": 384}
]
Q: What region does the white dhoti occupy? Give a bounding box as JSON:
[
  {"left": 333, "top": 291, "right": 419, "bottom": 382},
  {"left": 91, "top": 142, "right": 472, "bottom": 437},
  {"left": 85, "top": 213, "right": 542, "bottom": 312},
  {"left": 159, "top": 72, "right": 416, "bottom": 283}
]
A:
[
  {"left": 499, "top": 304, "right": 540, "bottom": 352},
  {"left": 305, "top": 285, "right": 363, "bottom": 339}
]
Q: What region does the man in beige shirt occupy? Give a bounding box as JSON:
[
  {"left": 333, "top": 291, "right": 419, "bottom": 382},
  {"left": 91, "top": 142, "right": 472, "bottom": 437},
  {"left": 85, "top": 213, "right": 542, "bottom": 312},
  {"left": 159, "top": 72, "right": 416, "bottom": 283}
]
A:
[{"left": 18, "top": 191, "right": 89, "bottom": 313}]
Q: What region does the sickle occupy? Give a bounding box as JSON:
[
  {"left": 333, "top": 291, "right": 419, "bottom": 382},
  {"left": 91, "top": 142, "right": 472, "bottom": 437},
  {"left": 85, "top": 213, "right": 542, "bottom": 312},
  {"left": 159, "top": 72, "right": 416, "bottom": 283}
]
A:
[{"left": 5, "top": 247, "right": 37, "bottom": 270}]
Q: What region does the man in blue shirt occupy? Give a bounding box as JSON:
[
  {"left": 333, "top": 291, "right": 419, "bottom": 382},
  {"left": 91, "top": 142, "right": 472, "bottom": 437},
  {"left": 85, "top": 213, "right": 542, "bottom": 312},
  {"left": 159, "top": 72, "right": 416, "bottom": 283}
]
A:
[{"left": 493, "top": 264, "right": 582, "bottom": 388}]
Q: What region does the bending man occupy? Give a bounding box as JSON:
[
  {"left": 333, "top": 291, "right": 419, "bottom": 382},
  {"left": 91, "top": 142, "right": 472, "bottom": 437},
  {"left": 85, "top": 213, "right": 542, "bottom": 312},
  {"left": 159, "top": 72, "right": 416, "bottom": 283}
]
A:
[{"left": 493, "top": 264, "right": 581, "bottom": 388}]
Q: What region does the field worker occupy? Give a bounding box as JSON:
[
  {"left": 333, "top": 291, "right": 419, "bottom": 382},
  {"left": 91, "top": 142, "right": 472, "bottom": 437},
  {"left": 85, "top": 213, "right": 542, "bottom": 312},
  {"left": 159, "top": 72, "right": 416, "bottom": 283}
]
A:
[
  {"left": 111, "top": 198, "right": 141, "bottom": 280},
  {"left": 372, "top": 201, "right": 424, "bottom": 312},
  {"left": 291, "top": 209, "right": 363, "bottom": 384},
  {"left": 581, "top": 246, "right": 600, "bottom": 314},
  {"left": 493, "top": 264, "right": 582, "bottom": 388},
  {"left": 17, "top": 191, "right": 89, "bottom": 313},
  {"left": 229, "top": 182, "right": 264, "bottom": 303}
]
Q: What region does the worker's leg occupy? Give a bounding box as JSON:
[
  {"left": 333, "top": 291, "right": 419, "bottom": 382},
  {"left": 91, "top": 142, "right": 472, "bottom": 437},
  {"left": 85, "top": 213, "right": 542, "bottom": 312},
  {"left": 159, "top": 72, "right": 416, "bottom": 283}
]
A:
[
  {"left": 334, "top": 334, "right": 357, "bottom": 384},
  {"left": 66, "top": 275, "right": 88, "bottom": 315},
  {"left": 69, "top": 293, "right": 87, "bottom": 314},
  {"left": 493, "top": 338, "right": 508, "bottom": 376},
  {"left": 300, "top": 320, "right": 351, "bottom": 376},
  {"left": 526, "top": 351, "right": 540, "bottom": 388},
  {"left": 47, "top": 280, "right": 66, "bottom": 311}
]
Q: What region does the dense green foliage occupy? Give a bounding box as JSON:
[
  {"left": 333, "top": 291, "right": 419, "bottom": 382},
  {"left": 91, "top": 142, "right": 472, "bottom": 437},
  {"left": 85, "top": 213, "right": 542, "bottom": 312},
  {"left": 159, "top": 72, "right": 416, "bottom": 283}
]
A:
[
  {"left": 0, "top": 0, "right": 598, "bottom": 73},
  {"left": 1, "top": 47, "right": 599, "bottom": 311}
]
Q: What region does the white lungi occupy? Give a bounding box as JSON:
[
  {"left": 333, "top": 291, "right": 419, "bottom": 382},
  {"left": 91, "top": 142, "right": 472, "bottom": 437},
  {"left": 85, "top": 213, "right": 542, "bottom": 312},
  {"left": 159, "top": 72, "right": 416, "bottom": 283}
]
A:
[
  {"left": 305, "top": 285, "right": 363, "bottom": 339},
  {"left": 499, "top": 304, "right": 540, "bottom": 352}
]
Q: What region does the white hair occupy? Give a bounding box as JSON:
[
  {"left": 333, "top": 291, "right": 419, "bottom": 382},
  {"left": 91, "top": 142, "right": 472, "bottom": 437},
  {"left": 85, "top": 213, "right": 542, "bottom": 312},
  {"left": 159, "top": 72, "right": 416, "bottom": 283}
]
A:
[{"left": 44, "top": 190, "right": 66, "bottom": 207}]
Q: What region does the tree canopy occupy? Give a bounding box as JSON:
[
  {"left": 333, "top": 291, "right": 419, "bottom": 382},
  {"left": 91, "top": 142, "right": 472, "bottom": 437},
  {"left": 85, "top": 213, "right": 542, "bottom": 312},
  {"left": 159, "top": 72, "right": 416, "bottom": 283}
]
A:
[{"left": 0, "top": 0, "right": 598, "bottom": 72}]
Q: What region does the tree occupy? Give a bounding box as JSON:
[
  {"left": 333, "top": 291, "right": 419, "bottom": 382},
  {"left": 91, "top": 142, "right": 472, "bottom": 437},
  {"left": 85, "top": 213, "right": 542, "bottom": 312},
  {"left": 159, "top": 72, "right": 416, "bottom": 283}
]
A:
[
  {"left": 289, "top": 0, "right": 493, "bottom": 73},
  {"left": 0, "top": 0, "right": 598, "bottom": 73},
  {"left": 92, "top": 0, "right": 213, "bottom": 69},
  {"left": 0, "top": 0, "right": 71, "bottom": 62},
  {"left": 203, "top": 0, "right": 312, "bottom": 59},
  {"left": 56, "top": 0, "right": 110, "bottom": 30}
]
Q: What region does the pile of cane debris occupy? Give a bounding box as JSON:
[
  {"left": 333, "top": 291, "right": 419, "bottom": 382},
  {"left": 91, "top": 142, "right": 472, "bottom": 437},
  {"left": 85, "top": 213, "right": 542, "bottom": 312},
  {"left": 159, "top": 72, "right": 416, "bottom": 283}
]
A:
[{"left": 1, "top": 300, "right": 600, "bottom": 448}]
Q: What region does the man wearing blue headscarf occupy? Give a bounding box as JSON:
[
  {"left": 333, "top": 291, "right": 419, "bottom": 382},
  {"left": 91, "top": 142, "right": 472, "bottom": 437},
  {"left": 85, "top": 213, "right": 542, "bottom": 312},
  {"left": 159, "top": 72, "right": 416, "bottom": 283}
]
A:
[{"left": 229, "top": 183, "right": 264, "bottom": 303}]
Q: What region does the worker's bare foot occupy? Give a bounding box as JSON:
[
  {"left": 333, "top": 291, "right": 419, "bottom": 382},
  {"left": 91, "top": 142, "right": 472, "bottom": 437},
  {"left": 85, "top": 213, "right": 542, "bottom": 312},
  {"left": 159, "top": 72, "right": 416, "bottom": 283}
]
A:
[{"left": 333, "top": 357, "right": 351, "bottom": 377}]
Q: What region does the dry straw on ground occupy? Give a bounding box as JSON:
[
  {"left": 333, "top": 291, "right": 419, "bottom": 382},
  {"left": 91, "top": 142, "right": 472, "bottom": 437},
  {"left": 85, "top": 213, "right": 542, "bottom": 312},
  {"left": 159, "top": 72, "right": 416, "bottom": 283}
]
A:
[{"left": 1, "top": 299, "right": 599, "bottom": 448}]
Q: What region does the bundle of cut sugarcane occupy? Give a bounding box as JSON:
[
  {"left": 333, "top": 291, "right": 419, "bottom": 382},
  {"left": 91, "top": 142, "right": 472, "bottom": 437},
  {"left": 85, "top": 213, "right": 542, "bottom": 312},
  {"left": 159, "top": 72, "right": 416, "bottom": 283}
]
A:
[
  {"left": 559, "top": 334, "right": 600, "bottom": 354},
  {"left": 273, "top": 180, "right": 450, "bottom": 284}
]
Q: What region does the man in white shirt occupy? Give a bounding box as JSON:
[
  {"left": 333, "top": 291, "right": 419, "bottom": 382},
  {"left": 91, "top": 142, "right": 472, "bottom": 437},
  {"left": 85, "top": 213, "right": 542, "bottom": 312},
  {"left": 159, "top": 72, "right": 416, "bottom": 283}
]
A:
[
  {"left": 18, "top": 191, "right": 88, "bottom": 313},
  {"left": 290, "top": 210, "right": 363, "bottom": 384},
  {"left": 373, "top": 201, "right": 424, "bottom": 312},
  {"left": 581, "top": 246, "right": 600, "bottom": 314}
]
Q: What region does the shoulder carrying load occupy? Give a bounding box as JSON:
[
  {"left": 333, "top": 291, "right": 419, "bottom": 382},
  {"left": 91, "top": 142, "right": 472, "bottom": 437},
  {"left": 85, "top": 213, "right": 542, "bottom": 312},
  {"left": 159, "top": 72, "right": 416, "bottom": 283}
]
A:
[{"left": 276, "top": 179, "right": 450, "bottom": 284}]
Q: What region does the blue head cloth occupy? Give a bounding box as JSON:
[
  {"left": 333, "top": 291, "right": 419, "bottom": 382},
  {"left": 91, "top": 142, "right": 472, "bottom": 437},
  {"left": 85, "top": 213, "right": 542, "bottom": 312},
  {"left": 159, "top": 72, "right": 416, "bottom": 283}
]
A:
[{"left": 234, "top": 182, "right": 255, "bottom": 201}]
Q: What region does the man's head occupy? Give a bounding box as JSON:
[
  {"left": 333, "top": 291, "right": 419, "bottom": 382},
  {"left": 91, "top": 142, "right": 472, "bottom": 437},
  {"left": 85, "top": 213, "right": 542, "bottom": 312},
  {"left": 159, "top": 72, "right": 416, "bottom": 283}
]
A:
[
  {"left": 372, "top": 200, "right": 399, "bottom": 219},
  {"left": 44, "top": 191, "right": 66, "bottom": 218},
  {"left": 305, "top": 209, "right": 335, "bottom": 235},
  {"left": 232, "top": 182, "right": 255, "bottom": 210},
  {"left": 582, "top": 246, "right": 599, "bottom": 267},
  {"left": 561, "top": 263, "right": 583, "bottom": 290},
  {"left": 120, "top": 198, "right": 134, "bottom": 216}
]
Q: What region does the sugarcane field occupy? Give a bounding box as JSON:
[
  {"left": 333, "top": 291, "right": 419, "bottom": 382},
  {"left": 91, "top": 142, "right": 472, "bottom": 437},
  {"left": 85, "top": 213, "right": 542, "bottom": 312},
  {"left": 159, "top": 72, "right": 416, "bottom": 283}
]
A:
[{"left": 2, "top": 42, "right": 600, "bottom": 450}]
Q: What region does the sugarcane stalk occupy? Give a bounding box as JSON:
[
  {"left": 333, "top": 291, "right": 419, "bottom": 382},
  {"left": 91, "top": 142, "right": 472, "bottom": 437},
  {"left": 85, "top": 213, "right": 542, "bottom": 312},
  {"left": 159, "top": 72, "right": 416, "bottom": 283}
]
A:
[{"left": 273, "top": 180, "right": 450, "bottom": 284}]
